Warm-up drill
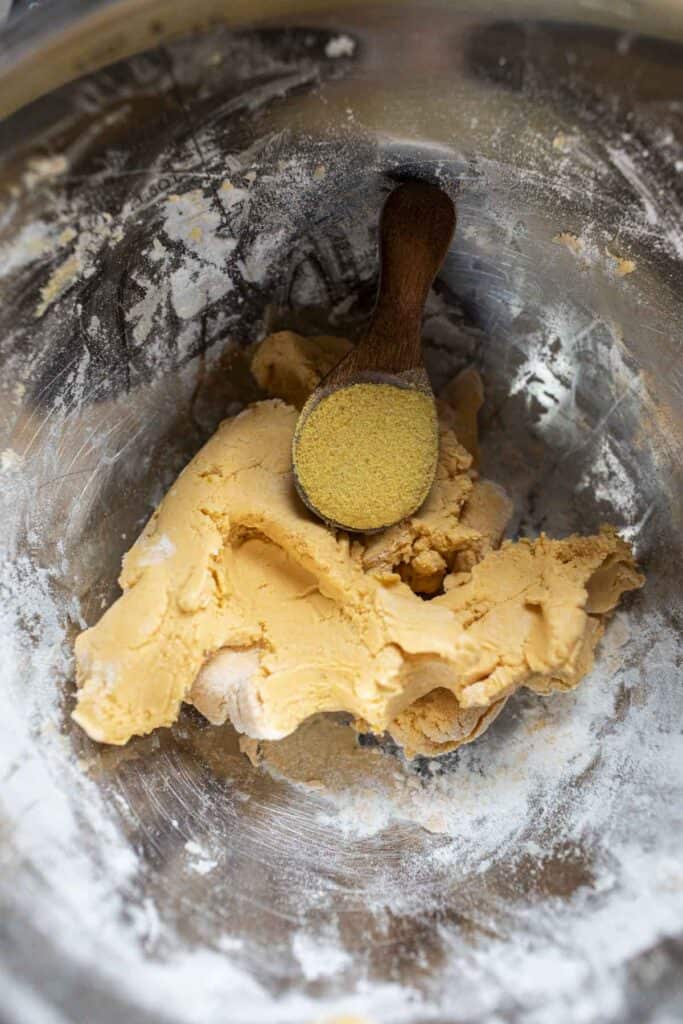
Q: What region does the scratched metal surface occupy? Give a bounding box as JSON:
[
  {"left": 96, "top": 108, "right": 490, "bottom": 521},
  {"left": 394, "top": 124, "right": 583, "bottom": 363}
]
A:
[{"left": 0, "top": 4, "right": 682, "bottom": 1023}]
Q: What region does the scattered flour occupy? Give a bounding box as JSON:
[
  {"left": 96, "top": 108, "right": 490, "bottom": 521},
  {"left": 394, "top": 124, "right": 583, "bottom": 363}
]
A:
[
  {"left": 184, "top": 840, "right": 218, "bottom": 876},
  {"left": 22, "top": 154, "right": 69, "bottom": 189},
  {"left": 292, "top": 931, "right": 352, "bottom": 981},
  {"left": 1, "top": 447, "right": 22, "bottom": 470},
  {"left": 137, "top": 533, "right": 176, "bottom": 566},
  {"left": 324, "top": 35, "right": 356, "bottom": 59},
  {"left": 0, "top": 220, "right": 68, "bottom": 276},
  {"left": 606, "top": 145, "right": 683, "bottom": 259},
  {"left": 0, "top": 22, "right": 681, "bottom": 1024}
]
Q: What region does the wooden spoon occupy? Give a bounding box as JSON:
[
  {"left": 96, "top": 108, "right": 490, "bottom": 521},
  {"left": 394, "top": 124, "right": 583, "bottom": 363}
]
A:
[{"left": 292, "top": 181, "right": 456, "bottom": 533}]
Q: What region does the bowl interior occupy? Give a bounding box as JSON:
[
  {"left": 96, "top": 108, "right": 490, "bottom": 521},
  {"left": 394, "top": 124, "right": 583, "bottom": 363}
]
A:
[{"left": 1, "top": 9, "right": 682, "bottom": 1024}]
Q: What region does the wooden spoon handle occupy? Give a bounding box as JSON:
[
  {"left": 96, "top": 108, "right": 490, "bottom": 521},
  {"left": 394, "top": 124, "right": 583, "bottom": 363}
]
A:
[{"left": 353, "top": 182, "right": 456, "bottom": 375}]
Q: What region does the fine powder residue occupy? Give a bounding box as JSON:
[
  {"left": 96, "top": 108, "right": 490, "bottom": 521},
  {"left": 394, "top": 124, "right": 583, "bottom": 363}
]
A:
[
  {"left": 293, "top": 382, "right": 438, "bottom": 531},
  {"left": 1, "top": 23, "right": 681, "bottom": 1024}
]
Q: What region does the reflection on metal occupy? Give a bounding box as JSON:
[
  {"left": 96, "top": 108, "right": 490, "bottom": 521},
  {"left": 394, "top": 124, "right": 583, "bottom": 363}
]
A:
[{"left": 0, "top": 6, "right": 682, "bottom": 1023}]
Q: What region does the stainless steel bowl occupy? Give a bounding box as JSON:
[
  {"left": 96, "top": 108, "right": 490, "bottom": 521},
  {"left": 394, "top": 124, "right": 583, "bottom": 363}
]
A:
[{"left": 1, "top": 3, "right": 682, "bottom": 1022}]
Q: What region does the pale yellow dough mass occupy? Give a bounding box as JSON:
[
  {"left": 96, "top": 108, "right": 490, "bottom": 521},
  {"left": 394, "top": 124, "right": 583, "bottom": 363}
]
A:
[{"left": 73, "top": 331, "right": 644, "bottom": 756}]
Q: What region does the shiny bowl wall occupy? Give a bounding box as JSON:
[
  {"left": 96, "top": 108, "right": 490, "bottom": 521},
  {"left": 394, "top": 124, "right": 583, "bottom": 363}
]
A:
[{"left": 0, "top": 3, "right": 682, "bottom": 1023}]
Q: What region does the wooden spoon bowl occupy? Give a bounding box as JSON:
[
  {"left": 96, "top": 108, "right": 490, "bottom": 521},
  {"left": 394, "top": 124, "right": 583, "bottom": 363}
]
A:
[{"left": 292, "top": 181, "right": 456, "bottom": 532}]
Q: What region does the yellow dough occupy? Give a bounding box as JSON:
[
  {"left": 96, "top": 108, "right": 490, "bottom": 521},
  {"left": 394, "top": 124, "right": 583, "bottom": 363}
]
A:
[{"left": 73, "top": 333, "right": 644, "bottom": 755}]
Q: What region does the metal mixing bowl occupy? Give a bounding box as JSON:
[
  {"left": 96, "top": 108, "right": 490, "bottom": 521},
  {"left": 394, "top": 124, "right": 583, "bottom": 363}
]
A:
[{"left": 1, "top": 2, "right": 682, "bottom": 1022}]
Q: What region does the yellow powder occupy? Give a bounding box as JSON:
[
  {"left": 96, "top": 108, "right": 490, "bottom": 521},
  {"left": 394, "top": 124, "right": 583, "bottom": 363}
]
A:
[{"left": 293, "top": 382, "right": 438, "bottom": 532}]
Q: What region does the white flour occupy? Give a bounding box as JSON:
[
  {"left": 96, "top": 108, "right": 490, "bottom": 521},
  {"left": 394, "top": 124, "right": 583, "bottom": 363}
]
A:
[
  {"left": 2, "top": 555, "right": 681, "bottom": 1024},
  {"left": 0, "top": 20, "right": 681, "bottom": 1024}
]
